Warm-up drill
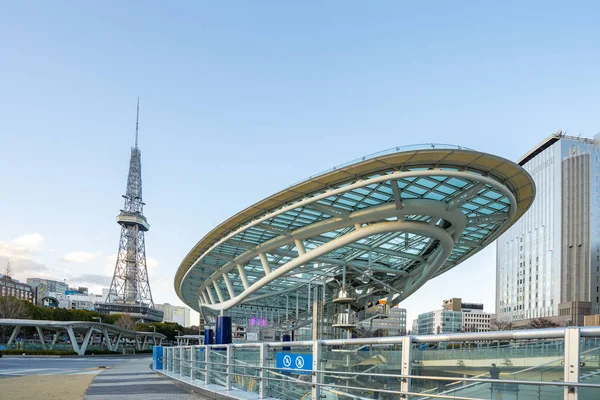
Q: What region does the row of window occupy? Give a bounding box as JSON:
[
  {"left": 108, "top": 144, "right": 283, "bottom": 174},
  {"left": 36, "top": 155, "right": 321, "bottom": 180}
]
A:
[{"left": 0, "top": 286, "right": 34, "bottom": 301}]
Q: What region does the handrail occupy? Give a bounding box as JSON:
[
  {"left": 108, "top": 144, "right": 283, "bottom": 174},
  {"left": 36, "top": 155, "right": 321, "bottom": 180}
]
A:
[{"left": 160, "top": 327, "right": 600, "bottom": 400}]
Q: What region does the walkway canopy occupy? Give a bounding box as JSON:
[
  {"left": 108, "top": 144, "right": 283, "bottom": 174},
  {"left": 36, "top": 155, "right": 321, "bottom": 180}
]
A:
[{"left": 0, "top": 319, "right": 166, "bottom": 355}]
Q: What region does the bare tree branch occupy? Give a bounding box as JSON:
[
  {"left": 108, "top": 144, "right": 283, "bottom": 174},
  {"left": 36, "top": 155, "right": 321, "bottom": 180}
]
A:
[{"left": 114, "top": 314, "right": 136, "bottom": 331}]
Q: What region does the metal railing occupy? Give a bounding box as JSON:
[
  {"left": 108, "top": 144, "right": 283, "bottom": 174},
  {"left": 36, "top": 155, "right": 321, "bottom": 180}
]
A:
[{"left": 157, "top": 327, "right": 600, "bottom": 400}]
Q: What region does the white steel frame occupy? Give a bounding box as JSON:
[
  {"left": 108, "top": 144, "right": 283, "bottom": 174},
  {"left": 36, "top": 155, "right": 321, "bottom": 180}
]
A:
[
  {"left": 159, "top": 326, "right": 600, "bottom": 400},
  {"left": 0, "top": 319, "right": 165, "bottom": 355}
]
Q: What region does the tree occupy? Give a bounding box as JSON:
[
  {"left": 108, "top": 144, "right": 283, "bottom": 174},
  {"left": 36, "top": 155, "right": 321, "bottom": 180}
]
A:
[
  {"left": 0, "top": 296, "right": 28, "bottom": 342},
  {"left": 135, "top": 321, "right": 184, "bottom": 340},
  {"left": 114, "top": 314, "right": 136, "bottom": 331},
  {"left": 529, "top": 317, "right": 559, "bottom": 329},
  {"left": 0, "top": 296, "right": 28, "bottom": 319},
  {"left": 491, "top": 320, "right": 513, "bottom": 331},
  {"left": 4, "top": 260, "right": 12, "bottom": 277}
]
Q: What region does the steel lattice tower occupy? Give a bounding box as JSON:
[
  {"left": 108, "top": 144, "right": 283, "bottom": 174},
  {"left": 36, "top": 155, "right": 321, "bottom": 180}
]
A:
[{"left": 100, "top": 100, "right": 161, "bottom": 321}]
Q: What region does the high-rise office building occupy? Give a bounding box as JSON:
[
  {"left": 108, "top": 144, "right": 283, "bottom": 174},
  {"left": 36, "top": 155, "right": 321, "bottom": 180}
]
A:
[{"left": 496, "top": 132, "right": 600, "bottom": 325}]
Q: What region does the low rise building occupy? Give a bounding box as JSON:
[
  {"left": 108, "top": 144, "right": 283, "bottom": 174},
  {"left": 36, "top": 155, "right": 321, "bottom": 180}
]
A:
[
  {"left": 416, "top": 298, "right": 492, "bottom": 335},
  {"left": 0, "top": 274, "right": 34, "bottom": 302},
  {"left": 358, "top": 305, "right": 407, "bottom": 335},
  {"left": 417, "top": 309, "right": 463, "bottom": 335},
  {"left": 27, "top": 278, "right": 68, "bottom": 306}
]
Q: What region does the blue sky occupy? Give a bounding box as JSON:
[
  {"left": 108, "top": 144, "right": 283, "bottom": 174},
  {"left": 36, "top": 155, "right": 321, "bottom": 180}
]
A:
[{"left": 1, "top": 1, "right": 599, "bottom": 325}]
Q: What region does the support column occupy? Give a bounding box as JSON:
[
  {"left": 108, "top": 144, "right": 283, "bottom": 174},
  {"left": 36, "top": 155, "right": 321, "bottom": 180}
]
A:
[
  {"left": 79, "top": 327, "right": 94, "bottom": 356},
  {"left": 7, "top": 326, "right": 20, "bottom": 346},
  {"left": 66, "top": 327, "right": 81, "bottom": 355},
  {"left": 216, "top": 316, "right": 232, "bottom": 345},
  {"left": 190, "top": 345, "right": 195, "bottom": 380},
  {"left": 204, "top": 328, "right": 214, "bottom": 344},
  {"left": 113, "top": 333, "right": 122, "bottom": 351},
  {"left": 179, "top": 347, "right": 184, "bottom": 377},
  {"left": 102, "top": 329, "right": 112, "bottom": 351},
  {"left": 564, "top": 327, "right": 580, "bottom": 400},
  {"left": 135, "top": 336, "right": 142, "bottom": 351},
  {"left": 204, "top": 346, "right": 210, "bottom": 385},
  {"left": 308, "top": 283, "right": 311, "bottom": 312},
  {"left": 312, "top": 286, "right": 319, "bottom": 341},
  {"left": 142, "top": 335, "right": 148, "bottom": 350},
  {"left": 50, "top": 331, "right": 60, "bottom": 350},
  {"left": 400, "top": 335, "right": 412, "bottom": 399},
  {"left": 35, "top": 326, "right": 47, "bottom": 350},
  {"left": 259, "top": 343, "right": 267, "bottom": 399},
  {"left": 225, "top": 344, "right": 232, "bottom": 390},
  {"left": 311, "top": 340, "right": 322, "bottom": 400}
]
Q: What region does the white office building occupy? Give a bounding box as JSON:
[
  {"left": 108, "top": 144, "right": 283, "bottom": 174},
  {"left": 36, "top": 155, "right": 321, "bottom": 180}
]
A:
[
  {"left": 496, "top": 132, "right": 600, "bottom": 325},
  {"left": 156, "top": 303, "right": 191, "bottom": 327}
]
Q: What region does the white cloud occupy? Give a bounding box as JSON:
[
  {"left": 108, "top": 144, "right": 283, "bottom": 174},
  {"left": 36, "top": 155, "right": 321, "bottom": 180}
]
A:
[
  {"left": 0, "top": 233, "right": 45, "bottom": 258},
  {"left": 146, "top": 257, "right": 160, "bottom": 273},
  {"left": 61, "top": 251, "right": 102, "bottom": 263}
]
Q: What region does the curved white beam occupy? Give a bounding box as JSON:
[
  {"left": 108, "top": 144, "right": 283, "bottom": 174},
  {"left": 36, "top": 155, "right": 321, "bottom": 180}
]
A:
[
  {"left": 199, "top": 219, "right": 454, "bottom": 311},
  {"left": 204, "top": 199, "right": 465, "bottom": 287}
]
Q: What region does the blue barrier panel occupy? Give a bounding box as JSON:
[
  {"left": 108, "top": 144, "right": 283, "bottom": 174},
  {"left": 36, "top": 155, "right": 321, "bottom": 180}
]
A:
[
  {"left": 216, "top": 316, "right": 232, "bottom": 344},
  {"left": 152, "top": 346, "right": 164, "bottom": 370},
  {"left": 204, "top": 328, "right": 215, "bottom": 345},
  {"left": 282, "top": 334, "right": 291, "bottom": 351},
  {"left": 275, "top": 352, "right": 312, "bottom": 375}
]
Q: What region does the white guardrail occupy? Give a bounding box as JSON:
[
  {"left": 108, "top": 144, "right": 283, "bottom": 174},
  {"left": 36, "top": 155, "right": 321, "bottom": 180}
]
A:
[{"left": 157, "top": 327, "right": 600, "bottom": 400}]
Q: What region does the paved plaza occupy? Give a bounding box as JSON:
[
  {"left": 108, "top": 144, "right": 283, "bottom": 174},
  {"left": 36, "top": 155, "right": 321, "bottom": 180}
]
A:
[
  {"left": 84, "top": 357, "right": 202, "bottom": 400},
  {"left": 0, "top": 355, "right": 203, "bottom": 400},
  {"left": 0, "top": 356, "right": 131, "bottom": 377}
]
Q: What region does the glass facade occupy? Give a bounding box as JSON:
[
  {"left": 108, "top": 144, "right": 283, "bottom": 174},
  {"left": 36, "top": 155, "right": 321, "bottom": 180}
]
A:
[
  {"left": 497, "top": 134, "right": 600, "bottom": 322},
  {"left": 417, "top": 310, "right": 463, "bottom": 335}
]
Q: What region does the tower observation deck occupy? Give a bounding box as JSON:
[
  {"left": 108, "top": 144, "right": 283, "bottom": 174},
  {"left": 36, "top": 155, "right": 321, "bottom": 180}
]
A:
[{"left": 96, "top": 100, "right": 163, "bottom": 323}]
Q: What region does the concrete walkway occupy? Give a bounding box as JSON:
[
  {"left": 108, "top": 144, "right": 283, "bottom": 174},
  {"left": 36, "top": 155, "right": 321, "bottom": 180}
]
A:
[{"left": 84, "top": 357, "right": 203, "bottom": 400}]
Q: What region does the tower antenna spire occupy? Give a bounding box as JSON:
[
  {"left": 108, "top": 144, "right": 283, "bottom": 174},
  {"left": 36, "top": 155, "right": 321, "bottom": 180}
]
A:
[
  {"left": 99, "top": 99, "right": 163, "bottom": 323},
  {"left": 135, "top": 98, "right": 140, "bottom": 148}
]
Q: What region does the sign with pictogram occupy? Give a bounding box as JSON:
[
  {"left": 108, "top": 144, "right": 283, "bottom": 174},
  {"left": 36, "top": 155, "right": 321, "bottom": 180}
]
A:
[{"left": 275, "top": 352, "right": 312, "bottom": 374}]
